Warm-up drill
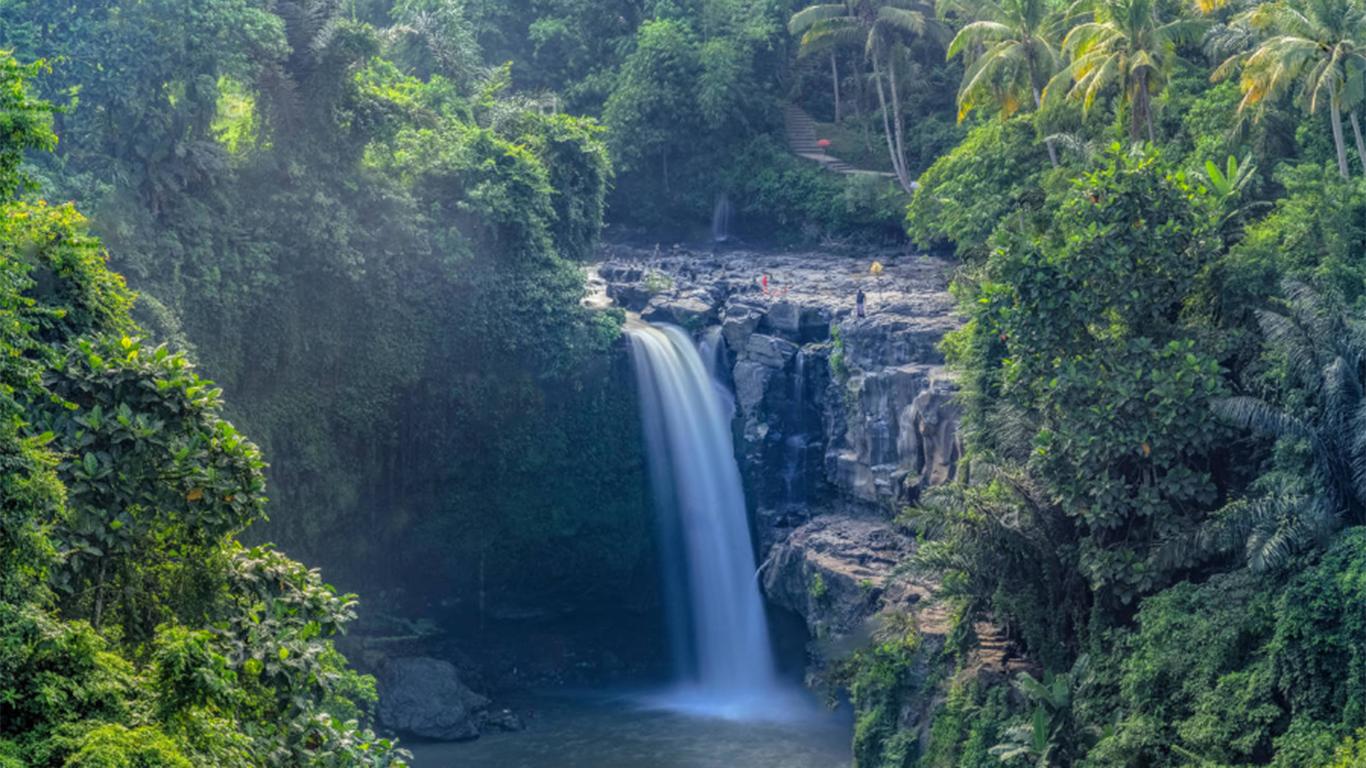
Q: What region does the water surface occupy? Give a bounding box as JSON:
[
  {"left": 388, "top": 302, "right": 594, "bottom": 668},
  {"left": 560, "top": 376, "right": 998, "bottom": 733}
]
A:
[{"left": 407, "top": 689, "right": 853, "bottom": 768}]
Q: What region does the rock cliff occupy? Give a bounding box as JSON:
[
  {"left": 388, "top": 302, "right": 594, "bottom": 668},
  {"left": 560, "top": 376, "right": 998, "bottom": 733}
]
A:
[
  {"left": 599, "top": 245, "right": 963, "bottom": 650},
  {"left": 597, "top": 244, "right": 1016, "bottom": 745},
  {"left": 599, "top": 245, "right": 960, "bottom": 530}
]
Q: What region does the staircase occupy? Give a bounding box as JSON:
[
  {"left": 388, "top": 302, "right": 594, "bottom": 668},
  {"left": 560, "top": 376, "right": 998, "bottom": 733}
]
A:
[{"left": 785, "top": 104, "right": 858, "bottom": 173}]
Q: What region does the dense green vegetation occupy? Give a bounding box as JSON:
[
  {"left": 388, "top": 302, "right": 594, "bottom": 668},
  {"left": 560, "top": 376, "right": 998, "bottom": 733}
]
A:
[
  {"left": 11, "top": 0, "right": 1366, "bottom": 765},
  {"left": 0, "top": 56, "right": 406, "bottom": 767},
  {"left": 0, "top": 0, "right": 655, "bottom": 624},
  {"left": 890, "top": 0, "right": 1366, "bottom": 762}
]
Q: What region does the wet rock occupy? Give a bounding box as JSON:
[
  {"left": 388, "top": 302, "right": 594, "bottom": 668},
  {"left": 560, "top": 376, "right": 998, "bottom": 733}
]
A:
[
  {"left": 762, "top": 514, "right": 917, "bottom": 638},
  {"left": 597, "top": 246, "right": 960, "bottom": 525},
  {"left": 641, "top": 291, "right": 717, "bottom": 330},
  {"left": 482, "top": 708, "right": 526, "bottom": 733},
  {"left": 377, "top": 656, "right": 490, "bottom": 741}
]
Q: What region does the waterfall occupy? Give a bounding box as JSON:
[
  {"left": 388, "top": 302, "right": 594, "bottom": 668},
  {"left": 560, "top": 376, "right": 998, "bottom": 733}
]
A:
[
  {"left": 627, "top": 320, "right": 781, "bottom": 717},
  {"left": 711, "top": 193, "right": 734, "bottom": 243}
]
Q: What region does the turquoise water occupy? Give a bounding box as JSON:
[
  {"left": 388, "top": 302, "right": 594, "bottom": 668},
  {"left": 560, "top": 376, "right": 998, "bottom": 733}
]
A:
[{"left": 406, "top": 689, "right": 853, "bottom": 768}]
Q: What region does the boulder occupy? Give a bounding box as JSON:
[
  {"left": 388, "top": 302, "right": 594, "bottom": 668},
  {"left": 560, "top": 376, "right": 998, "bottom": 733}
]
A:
[
  {"left": 762, "top": 514, "right": 919, "bottom": 637},
  {"left": 743, "top": 333, "right": 799, "bottom": 369},
  {"left": 483, "top": 708, "right": 526, "bottom": 733},
  {"left": 641, "top": 291, "right": 717, "bottom": 329},
  {"left": 377, "top": 656, "right": 489, "bottom": 741},
  {"left": 761, "top": 301, "right": 832, "bottom": 343},
  {"left": 899, "top": 386, "right": 962, "bottom": 495},
  {"left": 606, "top": 282, "right": 653, "bottom": 311},
  {"left": 721, "top": 300, "right": 765, "bottom": 351}
]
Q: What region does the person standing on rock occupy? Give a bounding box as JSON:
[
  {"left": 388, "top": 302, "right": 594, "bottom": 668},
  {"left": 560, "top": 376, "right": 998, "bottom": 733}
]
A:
[{"left": 856, "top": 287, "right": 866, "bottom": 319}]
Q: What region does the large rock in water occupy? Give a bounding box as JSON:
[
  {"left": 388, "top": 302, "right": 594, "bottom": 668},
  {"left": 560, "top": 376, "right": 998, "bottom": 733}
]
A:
[{"left": 377, "top": 656, "right": 489, "bottom": 741}]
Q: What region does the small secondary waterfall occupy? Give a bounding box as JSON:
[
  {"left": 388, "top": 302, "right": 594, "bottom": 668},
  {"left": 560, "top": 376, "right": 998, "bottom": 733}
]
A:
[
  {"left": 627, "top": 321, "right": 780, "bottom": 714},
  {"left": 711, "top": 193, "right": 734, "bottom": 243}
]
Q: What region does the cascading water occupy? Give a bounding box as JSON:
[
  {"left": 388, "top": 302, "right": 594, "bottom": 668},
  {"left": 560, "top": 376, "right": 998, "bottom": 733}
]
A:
[
  {"left": 627, "top": 320, "right": 783, "bottom": 718},
  {"left": 711, "top": 193, "right": 734, "bottom": 243}
]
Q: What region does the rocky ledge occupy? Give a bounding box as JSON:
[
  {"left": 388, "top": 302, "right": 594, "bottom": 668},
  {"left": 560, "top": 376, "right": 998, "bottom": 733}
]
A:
[{"left": 597, "top": 244, "right": 962, "bottom": 545}]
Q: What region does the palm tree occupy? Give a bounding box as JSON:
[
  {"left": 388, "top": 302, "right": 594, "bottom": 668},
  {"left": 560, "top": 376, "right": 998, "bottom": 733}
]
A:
[
  {"left": 790, "top": 2, "right": 855, "bottom": 122},
  {"left": 791, "top": 0, "right": 948, "bottom": 191},
  {"left": 1215, "top": 0, "right": 1366, "bottom": 178},
  {"left": 1047, "top": 0, "right": 1203, "bottom": 142},
  {"left": 1193, "top": 283, "right": 1366, "bottom": 570},
  {"left": 946, "top": 0, "right": 1063, "bottom": 165}
]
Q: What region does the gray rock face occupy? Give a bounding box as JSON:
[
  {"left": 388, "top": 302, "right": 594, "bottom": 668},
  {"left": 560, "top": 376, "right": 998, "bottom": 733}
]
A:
[
  {"left": 377, "top": 656, "right": 490, "bottom": 741},
  {"left": 598, "top": 245, "right": 1003, "bottom": 749},
  {"left": 762, "top": 514, "right": 917, "bottom": 637},
  {"left": 641, "top": 290, "right": 717, "bottom": 329},
  {"left": 901, "top": 387, "right": 962, "bottom": 491},
  {"left": 597, "top": 245, "right": 960, "bottom": 528}
]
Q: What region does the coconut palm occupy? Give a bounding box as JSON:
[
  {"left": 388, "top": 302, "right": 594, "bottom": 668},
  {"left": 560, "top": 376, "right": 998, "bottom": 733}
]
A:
[
  {"left": 1214, "top": 0, "right": 1366, "bottom": 178},
  {"left": 946, "top": 0, "right": 1063, "bottom": 164},
  {"left": 790, "top": 0, "right": 948, "bottom": 191},
  {"left": 1047, "top": 0, "right": 1204, "bottom": 142},
  {"left": 790, "top": 2, "right": 856, "bottom": 121}
]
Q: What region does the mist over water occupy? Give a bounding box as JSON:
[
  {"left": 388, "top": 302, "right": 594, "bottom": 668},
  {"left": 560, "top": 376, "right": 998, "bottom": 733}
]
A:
[{"left": 627, "top": 321, "right": 788, "bottom": 719}]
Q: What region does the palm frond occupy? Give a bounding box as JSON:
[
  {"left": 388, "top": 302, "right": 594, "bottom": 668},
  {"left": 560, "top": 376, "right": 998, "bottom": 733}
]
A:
[
  {"left": 1211, "top": 395, "right": 1311, "bottom": 439},
  {"left": 790, "top": 4, "right": 851, "bottom": 35}
]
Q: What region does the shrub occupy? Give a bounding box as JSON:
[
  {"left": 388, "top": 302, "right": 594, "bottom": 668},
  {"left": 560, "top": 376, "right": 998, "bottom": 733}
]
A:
[{"left": 906, "top": 118, "right": 1049, "bottom": 258}]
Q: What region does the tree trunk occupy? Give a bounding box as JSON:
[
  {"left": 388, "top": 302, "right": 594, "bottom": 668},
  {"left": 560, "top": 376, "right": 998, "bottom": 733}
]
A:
[
  {"left": 93, "top": 560, "right": 108, "bottom": 629},
  {"left": 1131, "top": 73, "right": 1152, "bottom": 143},
  {"left": 1351, "top": 111, "right": 1366, "bottom": 175},
  {"left": 1034, "top": 86, "right": 1059, "bottom": 168},
  {"left": 1331, "top": 93, "right": 1350, "bottom": 178},
  {"left": 831, "top": 52, "right": 843, "bottom": 123},
  {"left": 872, "top": 53, "right": 906, "bottom": 189},
  {"left": 855, "top": 68, "right": 872, "bottom": 152},
  {"left": 883, "top": 47, "right": 914, "bottom": 192},
  {"left": 1143, "top": 75, "right": 1156, "bottom": 143}
]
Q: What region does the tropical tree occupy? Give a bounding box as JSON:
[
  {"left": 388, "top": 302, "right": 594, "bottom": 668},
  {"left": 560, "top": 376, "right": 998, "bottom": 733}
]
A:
[
  {"left": 1190, "top": 283, "right": 1366, "bottom": 571},
  {"left": 1047, "top": 0, "right": 1203, "bottom": 142},
  {"left": 789, "top": 0, "right": 853, "bottom": 120},
  {"left": 946, "top": 0, "right": 1062, "bottom": 165},
  {"left": 790, "top": 0, "right": 948, "bottom": 191},
  {"left": 1214, "top": 0, "right": 1366, "bottom": 178},
  {"left": 991, "top": 655, "right": 1093, "bottom": 766}
]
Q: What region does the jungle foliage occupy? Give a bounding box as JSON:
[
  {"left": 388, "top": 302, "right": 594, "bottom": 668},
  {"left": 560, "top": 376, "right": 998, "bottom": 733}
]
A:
[
  {"left": 0, "top": 54, "right": 405, "bottom": 767},
  {"left": 0, "top": 0, "right": 652, "bottom": 625},
  {"left": 887, "top": 0, "right": 1366, "bottom": 761},
  {"left": 13, "top": 0, "right": 1366, "bottom": 765}
]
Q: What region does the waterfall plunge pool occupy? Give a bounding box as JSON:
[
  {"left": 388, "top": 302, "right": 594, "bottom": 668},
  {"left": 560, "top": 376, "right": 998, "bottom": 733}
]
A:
[
  {"left": 406, "top": 688, "right": 853, "bottom": 768},
  {"left": 408, "top": 321, "right": 858, "bottom": 766}
]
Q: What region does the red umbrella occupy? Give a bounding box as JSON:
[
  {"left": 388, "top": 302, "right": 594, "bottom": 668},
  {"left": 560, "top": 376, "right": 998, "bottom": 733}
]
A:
[{"left": 817, "top": 138, "right": 831, "bottom": 149}]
